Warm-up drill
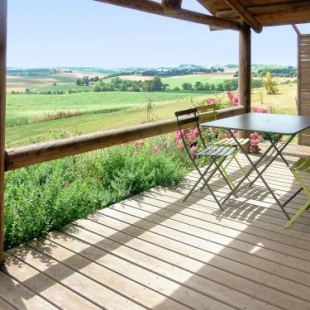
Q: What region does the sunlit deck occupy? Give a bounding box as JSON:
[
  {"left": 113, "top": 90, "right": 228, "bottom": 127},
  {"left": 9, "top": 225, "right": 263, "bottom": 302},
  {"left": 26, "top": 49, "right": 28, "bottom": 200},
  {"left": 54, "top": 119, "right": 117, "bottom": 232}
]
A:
[{"left": 1, "top": 153, "right": 310, "bottom": 309}]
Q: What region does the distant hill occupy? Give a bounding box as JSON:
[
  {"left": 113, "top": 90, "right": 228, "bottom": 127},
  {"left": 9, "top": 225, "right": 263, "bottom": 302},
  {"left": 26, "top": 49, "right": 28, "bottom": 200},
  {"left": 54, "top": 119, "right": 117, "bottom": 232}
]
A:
[{"left": 6, "top": 64, "right": 297, "bottom": 78}]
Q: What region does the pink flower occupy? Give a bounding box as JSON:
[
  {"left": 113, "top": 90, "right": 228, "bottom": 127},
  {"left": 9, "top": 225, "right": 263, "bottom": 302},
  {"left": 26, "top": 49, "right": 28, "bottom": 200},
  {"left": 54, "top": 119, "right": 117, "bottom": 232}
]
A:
[
  {"left": 250, "top": 132, "right": 261, "bottom": 146},
  {"left": 232, "top": 130, "right": 239, "bottom": 138},
  {"left": 252, "top": 107, "right": 268, "bottom": 113},
  {"left": 190, "top": 145, "right": 198, "bottom": 156},
  {"left": 233, "top": 96, "right": 239, "bottom": 106},
  {"left": 150, "top": 145, "right": 161, "bottom": 153},
  {"left": 175, "top": 130, "right": 185, "bottom": 142},
  {"left": 176, "top": 142, "right": 185, "bottom": 151},
  {"left": 134, "top": 139, "right": 144, "bottom": 149},
  {"left": 206, "top": 98, "right": 216, "bottom": 105}
]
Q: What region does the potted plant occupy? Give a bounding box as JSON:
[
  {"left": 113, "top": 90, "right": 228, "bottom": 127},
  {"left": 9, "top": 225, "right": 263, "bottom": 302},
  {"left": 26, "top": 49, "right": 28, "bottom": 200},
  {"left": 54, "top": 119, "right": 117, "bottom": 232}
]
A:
[{"left": 250, "top": 132, "right": 261, "bottom": 153}]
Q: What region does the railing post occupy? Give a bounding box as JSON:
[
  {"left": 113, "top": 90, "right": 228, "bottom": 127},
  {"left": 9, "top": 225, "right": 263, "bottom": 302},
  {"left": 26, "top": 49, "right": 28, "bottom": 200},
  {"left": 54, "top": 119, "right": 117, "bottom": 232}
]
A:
[{"left": 0, "top": 0, "right": 7, "bottom": 265}]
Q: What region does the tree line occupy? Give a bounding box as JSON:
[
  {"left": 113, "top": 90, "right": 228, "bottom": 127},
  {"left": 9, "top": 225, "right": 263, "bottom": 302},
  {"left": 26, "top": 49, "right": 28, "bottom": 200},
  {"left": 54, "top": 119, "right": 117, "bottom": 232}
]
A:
[{"left": 87, "top": 76, "right": 266, "bottom": 93}]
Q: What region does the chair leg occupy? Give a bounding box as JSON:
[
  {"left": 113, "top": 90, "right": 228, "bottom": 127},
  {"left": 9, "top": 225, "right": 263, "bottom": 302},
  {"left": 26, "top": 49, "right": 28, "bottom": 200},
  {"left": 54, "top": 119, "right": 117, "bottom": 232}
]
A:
[
  {"left": 284, "top": 199, "right": 310, "bottom": 228},
  {"left": 284, "top": 168, "right": 310, "bottom": 228},
  {"left": 184, "top": 158, "right": 228, "bottom": 211}
]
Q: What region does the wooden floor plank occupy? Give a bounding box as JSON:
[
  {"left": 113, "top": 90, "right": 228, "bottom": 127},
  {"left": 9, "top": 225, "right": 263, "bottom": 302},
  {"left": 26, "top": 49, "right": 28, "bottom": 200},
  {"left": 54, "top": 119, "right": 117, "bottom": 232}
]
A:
[
  {"left": 2, "top": 153, "right": 310, "bottom": 309},
  {"left": 26, "top": 236, "right": 190, "bottom": 310},
  {"left": 7, "top": 245, "right": 146, "bottom": 310},
  {"left": 100, "top": 201, "right": 310, "bottom": 277},
  {"left": 84, "top": 209, "right": 310, "bottom": 308},
  {"left": 63, "top": 221, "right": 280, "bottom": 310},
  {"left": 3, "top": 253, "right": 101, "bottom": 310},
  {"left": 0, "top": 296, "right": 18, "bottom": 310},
  {"left": 96, "top": 202, "right": 310, "bottom": 287},
  {"left": 0, "top": 270, "right": 57, "bottom": 309},
  {"left": 139, "top": 190, "right": 310, "bottom": 250},
  {"left": 117, "top": 197, "right": 310, "bottom": 263}
]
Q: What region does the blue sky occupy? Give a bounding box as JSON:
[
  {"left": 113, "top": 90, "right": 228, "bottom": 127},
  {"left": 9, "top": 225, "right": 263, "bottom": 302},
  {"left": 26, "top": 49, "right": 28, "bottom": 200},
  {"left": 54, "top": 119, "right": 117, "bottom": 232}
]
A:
[{"left": 7, "top": 0, "right": 310, "bottom": 68}]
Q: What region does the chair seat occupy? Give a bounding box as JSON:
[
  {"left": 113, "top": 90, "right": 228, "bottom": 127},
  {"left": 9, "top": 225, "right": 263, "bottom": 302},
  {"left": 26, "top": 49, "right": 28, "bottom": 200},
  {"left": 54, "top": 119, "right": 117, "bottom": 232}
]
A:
[{"left": 197, "top": 146, "right": 237, "bottom": 157}]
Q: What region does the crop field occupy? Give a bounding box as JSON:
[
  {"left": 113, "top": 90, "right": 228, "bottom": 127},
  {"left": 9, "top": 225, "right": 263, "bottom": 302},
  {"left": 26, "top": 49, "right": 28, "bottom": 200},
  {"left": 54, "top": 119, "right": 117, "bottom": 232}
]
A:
[
  {"left": 162, "top": 73, "right": 236, "bottom": 89},
  {"left": 5, "top": 90, "right": 209, "bottom": 147},
  {"left": 5, "top": 72, "right": 298, "bottom": 148}
]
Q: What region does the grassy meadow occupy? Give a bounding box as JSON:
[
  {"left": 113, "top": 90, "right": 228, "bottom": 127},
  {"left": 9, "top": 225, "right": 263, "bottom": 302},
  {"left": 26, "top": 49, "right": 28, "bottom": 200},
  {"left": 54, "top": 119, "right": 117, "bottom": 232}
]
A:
[{"left": 5, "top": 71, "right": 298, "bottom": 147}]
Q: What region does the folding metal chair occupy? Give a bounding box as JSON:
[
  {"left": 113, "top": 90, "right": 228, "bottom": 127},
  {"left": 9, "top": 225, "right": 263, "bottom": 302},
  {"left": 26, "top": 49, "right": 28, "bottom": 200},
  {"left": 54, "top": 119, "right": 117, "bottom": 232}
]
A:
[
  {"left": 175, "top": 107, "right": 239, "bottom": 210},
  {"left": 196, "top": 104, "right": 250, "bottom": 185},
  {"left": 284, "top": 158, "right": 310, "bottom": 228}
]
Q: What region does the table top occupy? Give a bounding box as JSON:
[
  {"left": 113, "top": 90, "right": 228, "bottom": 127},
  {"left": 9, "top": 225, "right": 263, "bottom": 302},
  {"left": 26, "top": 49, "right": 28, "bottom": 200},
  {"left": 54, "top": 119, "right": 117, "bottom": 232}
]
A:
[{"left": 202, "top": 113, "right": 310, "bottom": 135}]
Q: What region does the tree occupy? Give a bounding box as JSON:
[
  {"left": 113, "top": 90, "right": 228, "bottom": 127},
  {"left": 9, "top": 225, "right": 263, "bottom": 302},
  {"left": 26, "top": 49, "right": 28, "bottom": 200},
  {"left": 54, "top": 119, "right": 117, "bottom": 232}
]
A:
[
  {"left": 194, "top": 81, "right": 204, "bottom": 91},
  {"left": 182, "top": 82, "right": 193, "bottom": 91},
  {"left": 263, "top": 71, "right": 278, "bottom": 95}
]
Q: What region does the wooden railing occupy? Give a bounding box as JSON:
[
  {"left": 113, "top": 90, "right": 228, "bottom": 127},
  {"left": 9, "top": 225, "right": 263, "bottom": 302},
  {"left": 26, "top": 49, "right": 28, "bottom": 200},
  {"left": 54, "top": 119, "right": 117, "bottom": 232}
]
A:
[{"left": 5, "top": 106, "right": 245, "bottom": 171}]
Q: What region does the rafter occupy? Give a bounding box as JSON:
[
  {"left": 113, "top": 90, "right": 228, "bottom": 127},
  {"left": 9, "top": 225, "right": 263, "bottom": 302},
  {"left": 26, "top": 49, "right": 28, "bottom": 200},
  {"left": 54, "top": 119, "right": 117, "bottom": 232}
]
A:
[
  {"left": 162, "top": 0, "right": 182, "bottom": 12},
  {"left": 95, "top": 0, "right": 240, "bottom": 30},
  {"left": 224, "top": 0, "right": 262, "bottom": 33}
]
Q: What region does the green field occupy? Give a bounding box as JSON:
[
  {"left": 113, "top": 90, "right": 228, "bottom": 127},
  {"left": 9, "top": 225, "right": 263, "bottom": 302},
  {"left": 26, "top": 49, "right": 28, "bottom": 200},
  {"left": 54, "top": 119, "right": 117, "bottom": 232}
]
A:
[
  {"left": 5, "top": 72, "right": 298, "bottom": 148},
  {"left": 161, "top": 74, "right": 235, "bottom": 89},
  {"left": 5, "top": 91, "right": 212, "bottom": 147}
]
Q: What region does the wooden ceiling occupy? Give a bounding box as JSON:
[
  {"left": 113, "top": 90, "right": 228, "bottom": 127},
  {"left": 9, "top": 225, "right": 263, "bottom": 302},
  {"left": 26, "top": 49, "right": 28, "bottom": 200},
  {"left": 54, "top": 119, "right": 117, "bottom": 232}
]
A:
[
  {"left": 199, "top": 0, "right": 310, "bottom": 31},
  {"left": 95, "top": 0, "right": 310, "bottom": 34}
]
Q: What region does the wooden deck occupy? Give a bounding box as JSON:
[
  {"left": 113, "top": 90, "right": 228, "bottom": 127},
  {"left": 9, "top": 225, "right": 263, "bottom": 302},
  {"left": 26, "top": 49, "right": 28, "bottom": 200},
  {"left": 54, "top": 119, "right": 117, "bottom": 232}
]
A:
[{"left": 1, "top": 154, "right": 310, "bottom": 309}]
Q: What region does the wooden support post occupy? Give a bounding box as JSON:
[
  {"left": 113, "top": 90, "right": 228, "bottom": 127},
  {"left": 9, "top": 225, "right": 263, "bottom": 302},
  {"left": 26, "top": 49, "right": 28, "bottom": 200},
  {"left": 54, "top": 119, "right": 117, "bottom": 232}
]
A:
[
  {"left": 239, "top": 22, "right": 251, "bottom": 139},
  {"left": 0, "top": 0, "right": 7, "bottom": 265},
  {"left": 239, "top": 22, "right": 251, "bottom": 113}
]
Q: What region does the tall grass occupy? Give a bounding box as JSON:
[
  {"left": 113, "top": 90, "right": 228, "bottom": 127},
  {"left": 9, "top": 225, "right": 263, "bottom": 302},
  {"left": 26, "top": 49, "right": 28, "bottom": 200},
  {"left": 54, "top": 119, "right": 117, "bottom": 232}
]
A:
[{"left": 4, "top": 135, "right": 190, "bottom": 250}]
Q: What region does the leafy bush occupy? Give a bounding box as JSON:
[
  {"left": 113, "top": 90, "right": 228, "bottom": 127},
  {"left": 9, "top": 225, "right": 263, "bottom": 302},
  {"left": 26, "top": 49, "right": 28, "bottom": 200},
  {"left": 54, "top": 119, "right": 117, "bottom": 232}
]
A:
[{"left": 4, "top": 135, "right": 189, "bottom": 250}]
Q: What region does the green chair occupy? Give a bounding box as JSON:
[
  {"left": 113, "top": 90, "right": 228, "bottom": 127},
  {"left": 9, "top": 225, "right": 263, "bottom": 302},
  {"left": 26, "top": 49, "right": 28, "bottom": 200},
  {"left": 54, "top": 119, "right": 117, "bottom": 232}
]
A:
[{"left": 284, "top": 158, "right": 310, "bottom": 228}]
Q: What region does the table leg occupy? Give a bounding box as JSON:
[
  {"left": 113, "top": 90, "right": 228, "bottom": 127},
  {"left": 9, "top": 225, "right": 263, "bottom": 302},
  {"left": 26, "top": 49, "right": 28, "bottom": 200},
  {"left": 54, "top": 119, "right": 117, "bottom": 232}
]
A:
[{"left": 222, "top": 130, "right": 293, "bottom": 220}]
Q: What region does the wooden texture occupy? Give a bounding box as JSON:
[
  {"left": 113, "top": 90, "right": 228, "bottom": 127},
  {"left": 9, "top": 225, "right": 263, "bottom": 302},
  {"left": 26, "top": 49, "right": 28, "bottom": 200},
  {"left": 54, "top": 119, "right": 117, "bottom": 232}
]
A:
[
  {"left": 199, "top": 0, "right": 310, "bottom": 27},
  {"left": 224, "top": 0, "right": 262, "bottom": 33},
  {"left": 1, "top": 154, "right": 310, "bottom": 309},
  {"left": 95, "top": 0, "right": 240, "bottom": 30},
  {"left": 238, "top": 22, "right": 251, "bottom": 138},
  {"left": 0, "top": 0, "right": 7, "bottom": 266},
  {"left": 5, "top": 106, "right": 245, "bottom": 171},
  {"left": 238, "top": 23, "right": 251, "bottom": 114},
  {"left": 298, "top": 34, "right": 310, "bottom": 146},
  {"left": 162, "top": 0, "right": 182, "bottom": 11}
]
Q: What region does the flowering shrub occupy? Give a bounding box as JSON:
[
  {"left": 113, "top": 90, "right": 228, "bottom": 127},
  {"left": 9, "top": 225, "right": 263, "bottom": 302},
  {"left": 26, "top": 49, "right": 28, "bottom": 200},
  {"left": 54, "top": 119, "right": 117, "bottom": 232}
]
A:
[
  {"left": 174, "top": 127, "right": 200, "bottom": 156},
  {"left": 252, "top": 107, "right": 268, "bottom": 113},
  {"left": 250, "top": 132, "right": 261, "bottom": 147},
  {"left": 227, "top": 91, "right": 239, "bottom": 106},
  {"left": 251, "top": 106, "right": 280, "bottom": 145}
]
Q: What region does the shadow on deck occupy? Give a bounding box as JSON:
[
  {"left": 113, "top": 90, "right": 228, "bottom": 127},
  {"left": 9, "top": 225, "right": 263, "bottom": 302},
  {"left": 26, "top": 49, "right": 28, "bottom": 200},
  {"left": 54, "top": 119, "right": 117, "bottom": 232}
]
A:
[{"left": 1, "top": 154, "right": 310, "bottom": 309}]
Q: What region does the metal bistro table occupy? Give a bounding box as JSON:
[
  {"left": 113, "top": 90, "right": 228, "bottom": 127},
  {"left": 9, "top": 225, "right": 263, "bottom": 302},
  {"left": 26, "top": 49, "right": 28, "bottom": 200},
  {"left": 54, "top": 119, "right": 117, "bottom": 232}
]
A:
[{"left": 202, "top": 113, "right": 310, "bottom": 220}]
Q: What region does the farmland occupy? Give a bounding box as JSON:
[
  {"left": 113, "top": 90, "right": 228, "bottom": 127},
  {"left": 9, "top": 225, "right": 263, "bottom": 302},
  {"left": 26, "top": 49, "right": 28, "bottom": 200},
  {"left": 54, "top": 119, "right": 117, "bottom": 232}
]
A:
[{"left": 5, "top": 69, "right": 298, "bottom": 147}]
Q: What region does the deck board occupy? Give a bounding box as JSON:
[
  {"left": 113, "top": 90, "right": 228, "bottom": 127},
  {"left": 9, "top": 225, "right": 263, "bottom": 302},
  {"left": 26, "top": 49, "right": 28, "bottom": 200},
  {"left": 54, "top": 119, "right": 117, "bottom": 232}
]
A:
[{"left": 1, "top": 154, "right": 310, "bottom": 309}]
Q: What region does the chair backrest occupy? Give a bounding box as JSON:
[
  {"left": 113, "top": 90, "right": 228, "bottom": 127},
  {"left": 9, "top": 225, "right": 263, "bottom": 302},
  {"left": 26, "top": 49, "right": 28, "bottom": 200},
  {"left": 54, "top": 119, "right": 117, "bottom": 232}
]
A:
[
  {"left": 196, "top": 103, "right": 217, "bottom": 117},
  {"left": 175, "top": 108, "right": 207, "bottom": 158}
]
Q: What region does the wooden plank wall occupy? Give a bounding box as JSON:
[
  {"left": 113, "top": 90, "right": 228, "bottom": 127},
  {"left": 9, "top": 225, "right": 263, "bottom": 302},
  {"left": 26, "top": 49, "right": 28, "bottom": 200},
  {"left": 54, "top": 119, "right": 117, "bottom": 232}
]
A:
[
  {"left": 299, "top": 34, "right": 310, "bottom": 145},
  {"left": 0, "top": 0, "right": 7, "bottom": 265}
]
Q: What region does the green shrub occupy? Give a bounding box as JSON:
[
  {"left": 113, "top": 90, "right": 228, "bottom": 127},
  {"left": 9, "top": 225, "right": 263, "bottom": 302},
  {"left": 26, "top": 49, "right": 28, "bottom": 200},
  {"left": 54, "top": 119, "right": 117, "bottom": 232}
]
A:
[{"left": 4, "top": 135, "right": 189, "bottom": 250}]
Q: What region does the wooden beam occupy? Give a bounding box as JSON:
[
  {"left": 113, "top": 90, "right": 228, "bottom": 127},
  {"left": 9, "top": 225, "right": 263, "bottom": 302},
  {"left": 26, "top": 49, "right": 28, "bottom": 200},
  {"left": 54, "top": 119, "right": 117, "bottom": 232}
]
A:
[
  {"left": 224, "top": 0, "right": 262, "bottom": 33},
  {"left": 0, "top": 0, "right": 7, "bottom": 265},
  {"left": 162, "top": 0, "right": 182, "bottom": 11},
  {"left": 5, "top": 106, "right": 245, "bottom": 171},
  {"left": 95, "top": 0, "right": 240, "bottom": 30},
  {"left": 239, "top": 22, "right": 251, "bottom": 114}
]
